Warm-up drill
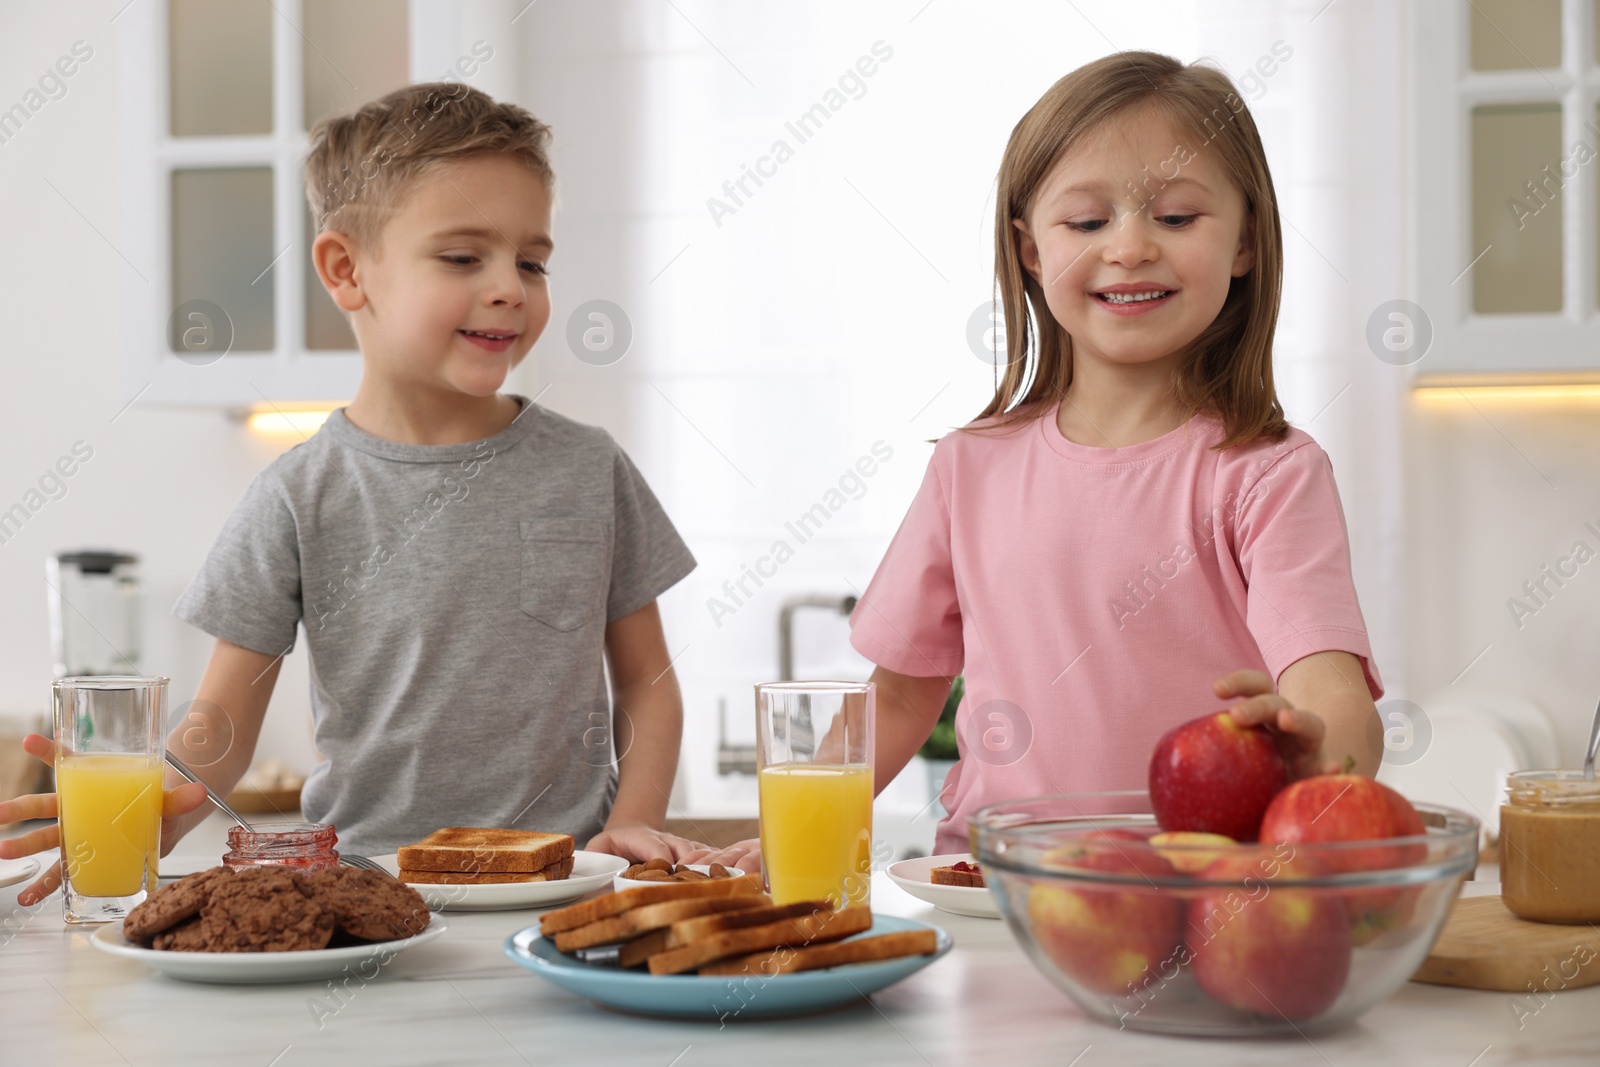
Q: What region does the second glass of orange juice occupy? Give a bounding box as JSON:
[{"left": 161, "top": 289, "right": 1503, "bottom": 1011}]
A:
[
  {"left": 756, "top": 681, "right": 874, "bottom": 908},
  {"left": 52, "top": 676, "right": 167, "bottom": 923}
]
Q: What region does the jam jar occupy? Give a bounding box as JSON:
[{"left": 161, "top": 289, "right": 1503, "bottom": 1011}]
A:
[
  {"left": 223, "top": 823, "right": 340, "bottom": 872},
  {"left": 1499, "top": 771, "right": 1600, "bottom": 924}
]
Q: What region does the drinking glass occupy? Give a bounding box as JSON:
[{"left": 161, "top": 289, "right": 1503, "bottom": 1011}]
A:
[
  {"left": 52, "top": 676, "right": 166, "bottom": 923},
  {"left": 756, "top": 681, "right": 874, "bottom": 908}
]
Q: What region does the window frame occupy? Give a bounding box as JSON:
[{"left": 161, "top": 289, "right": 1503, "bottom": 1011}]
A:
[
  {"left": 1412, "top": 0, "right": 1600, "bottom": 381},
  {"left": 119, "top": 0, "right": 473, "bottom": 407}
]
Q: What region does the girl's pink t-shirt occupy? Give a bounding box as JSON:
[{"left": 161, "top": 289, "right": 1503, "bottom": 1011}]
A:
[{"left": 850, "top": 405, "right": 1383, "bottom": 856}]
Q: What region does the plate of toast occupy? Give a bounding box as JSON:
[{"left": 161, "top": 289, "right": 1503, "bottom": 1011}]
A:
[
  {"left": 504, "top": 876, "right": 951, "bottom": 1019},
  {"left": 885, "top": 854, "right": 1000, "bottom": 919},
  {"left": 374, "top": 827, "right": 628, "bottom": 911}
]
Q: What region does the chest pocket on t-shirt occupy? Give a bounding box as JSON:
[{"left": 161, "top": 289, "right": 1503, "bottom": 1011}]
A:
[{"left": 519, "top": 519, "right": 610, "bottom": 632}]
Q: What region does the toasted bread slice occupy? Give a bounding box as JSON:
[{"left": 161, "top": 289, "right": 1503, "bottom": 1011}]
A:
[
  {"left": 646, "top": 905, "right": 873, "bottom": 976},
  {"left": 616, "top": 899, "right": 828, "bottom": 969},
  {"left": 401, "top": 855, "right": 575, "bottom": 884},
  {"left": 397, "top": 828, "right": 574, "bottom": 874},
  {"left": 539, "top": 873, "right": 763, "bottom": 935},
  {"left": 553, "top": 896, "right": 767, "bottom": 952},
  {"left": 698, "top": 929, "right": 939, "bottom": 976},
  {"left": 929, "top": 863, "right": 984, "bottom": 888}
]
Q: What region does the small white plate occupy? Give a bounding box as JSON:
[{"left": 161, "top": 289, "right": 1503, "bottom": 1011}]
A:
[
  {"left": 886, "top": 854, "right": 999, "bottom": 919},
  {"left": 91, "top": 915, "right": 446, "bottom": 984},
  {"left": 613, "top": 863, "right": 755, "bottom": 892},
  {"left": 373, "top": 850, "right": 628, "bottom": 911},
  {"left": 0, "top": 857, "right": 41, "bottom": 889}
]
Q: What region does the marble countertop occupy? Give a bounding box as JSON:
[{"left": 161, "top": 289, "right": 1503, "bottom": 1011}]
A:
[{"left": 3, "top": 836, "right": 1597, "bottom": 1066}]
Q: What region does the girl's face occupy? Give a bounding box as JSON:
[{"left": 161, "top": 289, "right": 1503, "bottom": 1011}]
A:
[{"left": 1014, "top": 106, "right": 1255, "bottom": 377}]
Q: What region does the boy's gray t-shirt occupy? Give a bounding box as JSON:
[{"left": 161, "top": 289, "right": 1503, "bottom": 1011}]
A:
[{"left": 174, "top": 399, "right": 696, "bottom": 855}]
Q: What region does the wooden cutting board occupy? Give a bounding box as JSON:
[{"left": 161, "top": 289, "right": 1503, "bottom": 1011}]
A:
[{"left": 1413, "top": 894, "right": 1600, "bottom": 992}]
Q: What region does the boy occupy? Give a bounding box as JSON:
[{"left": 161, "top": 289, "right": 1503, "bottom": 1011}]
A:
[{"left": 3, "top": 84, "right": 702, "bottom": 903}]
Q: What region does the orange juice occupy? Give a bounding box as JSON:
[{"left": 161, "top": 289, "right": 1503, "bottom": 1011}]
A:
[
  {"left": 56, "top": 754, "right": 163, "bottom": 897},
  {"left": 759, "top": 763, "right": 873, "bottom": 907}
]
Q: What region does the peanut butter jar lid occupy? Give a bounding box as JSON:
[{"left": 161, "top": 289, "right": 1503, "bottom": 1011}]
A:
[{"left": 1505, "top": 769, "right": 1600, "bottom": 811}]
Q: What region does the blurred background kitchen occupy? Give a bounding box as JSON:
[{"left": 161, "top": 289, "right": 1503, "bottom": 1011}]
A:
[{"left": 1, "top": 0, "right": 1596, "bottom": 859}]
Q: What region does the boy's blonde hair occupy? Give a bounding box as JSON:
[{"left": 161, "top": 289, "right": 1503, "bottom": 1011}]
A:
[
  {"left": 980, "top": 51, "right": 1288, "bottom": 449},
  {"left": 304, "top": 82, "right": 554, "bottom": 249}
]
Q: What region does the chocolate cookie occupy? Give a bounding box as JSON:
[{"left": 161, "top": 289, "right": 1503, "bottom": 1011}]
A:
[
  {"left": 151, "top": 916, "right": 209, "bottom": 952},
  {"left": 303, "top": 866, "right": 431, "bottom": 941},
  {"left": 199, "top": 867, "right": 336, "bottom": 952},
  {"left": 125, "top": 867, "right": 235, "bottom": 943}
]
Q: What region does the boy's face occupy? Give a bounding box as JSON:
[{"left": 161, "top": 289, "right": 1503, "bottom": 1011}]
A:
[
  {"left": 346, "top": 154, "right": 553, "bottom": 399},
  {"left": 1014, "top": 107, "right": 1255, "bottom": 376}
]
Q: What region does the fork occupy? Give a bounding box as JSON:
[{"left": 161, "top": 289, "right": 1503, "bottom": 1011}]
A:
[{"left": 339, "top": 853, "right": 387, "bottom": 874}]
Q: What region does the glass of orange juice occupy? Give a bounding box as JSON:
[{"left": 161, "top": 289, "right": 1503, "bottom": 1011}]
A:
[
  {"left": 756, "top": 681, "right": 874, "bottom": 909},
  {"left": 52, "top": 676, "right": 167, "bottom": 923}
]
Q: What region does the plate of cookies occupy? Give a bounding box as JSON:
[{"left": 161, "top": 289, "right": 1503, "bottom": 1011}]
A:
[
  {"left": 90, "top": 865, "right": 445, "bottom": 984},
  {"left": 885, "top": 854, "right": 999, "bottom": 919},
  {"left": 374, "top": 827, "right": 628, "bottom": 911}
]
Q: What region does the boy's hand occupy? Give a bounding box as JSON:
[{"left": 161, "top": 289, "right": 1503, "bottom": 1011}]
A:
[
  {"left": 678, "top": 837, "right": 762, "bottom": 876},
  {"left": 584, "top": 821, "right": 709, "bottom": 864},
  {"left": 0, "top": 733, "right": 211, "bottom": 907},
  {"left": 1213, "top": 670, "right": 1342, "bottom": 780}
]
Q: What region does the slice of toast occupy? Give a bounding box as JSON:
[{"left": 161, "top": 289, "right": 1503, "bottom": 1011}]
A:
[
  {"left": 539, "top": 873, "right": 763, "bottom": 935},
  {"left": 646, "top": 906, "right": 873, "bottom": 976},
  {"left": 697, "top": 929, "right": 939, "bottom": 976},
  {"left": 397, "top": 828, "right": 574, "bottom": 874},
  {"left": 929, "top": 863, "right": 984, "bottom": 888},
  {"left": 552, "top": 895, "right": 768, "bottom": 952},
  {"left": 616, "top": 900, "right": 829, "bottom": 969},
  {"left": 401, "top": 855, "right": 575, "bottom": 884}
]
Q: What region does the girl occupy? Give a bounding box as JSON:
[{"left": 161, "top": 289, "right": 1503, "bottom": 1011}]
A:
[{"left": 697, "top": 50, "right": 1382, "bottom": 870}]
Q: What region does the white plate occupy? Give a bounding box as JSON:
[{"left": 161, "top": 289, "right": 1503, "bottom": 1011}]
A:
[
  {"left": 886, "top": 854, "right": 1000, "bottom": 919},
  {"left": 91, "top": 915, "right": 446, "bottom": 984},
  {"left": 373, "top": 850, "right": 628, "bottom": 911},
  {"left": 613, "top": 863, "right": 755, "bottom": 892},
  {"left": 0, "top": 857, "right": 41, "bottom": 889}
]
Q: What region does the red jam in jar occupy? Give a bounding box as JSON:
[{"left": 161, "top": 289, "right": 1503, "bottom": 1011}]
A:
[{"left": 223, "top": 823, "right": 340, "bottom": 872}]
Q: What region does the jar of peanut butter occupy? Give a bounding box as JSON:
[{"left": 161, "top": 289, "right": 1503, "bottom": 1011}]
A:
[{"left": 1499, "top": 771, "right": 1600, "bottom": 923}]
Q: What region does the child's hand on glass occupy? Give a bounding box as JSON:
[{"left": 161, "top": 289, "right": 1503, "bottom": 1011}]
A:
[
  {"left": 1212, "top": 670, "right": 1343, "bottom": 780},
  {"left": 0, "top": 734, "right": 211, "bottom": 907}
]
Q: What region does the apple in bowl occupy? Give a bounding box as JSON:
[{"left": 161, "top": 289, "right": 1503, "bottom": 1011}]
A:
[
  {"left": 1258, "top": 775, "right": 1427, "bottom": 944},
  {"left": 1148, "top": 712, "right": 1287, "bottom": 841},
  {"left": 1025, "top": 832, "right": 1184, "bottom": 998},
  {"left": 1186, "top": 850, "right": 1353, "bottom": 1019}
]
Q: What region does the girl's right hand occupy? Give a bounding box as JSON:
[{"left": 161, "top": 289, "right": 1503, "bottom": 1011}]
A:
[{"left": 0, "top": 733, "right": 210, "bottom": 907}]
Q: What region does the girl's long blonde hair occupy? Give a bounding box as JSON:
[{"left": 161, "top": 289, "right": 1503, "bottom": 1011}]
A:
[{"left": 978, "top": 51, "right": 1288, "bottom": 449}]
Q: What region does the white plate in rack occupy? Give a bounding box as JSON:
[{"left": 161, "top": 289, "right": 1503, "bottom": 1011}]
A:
[{"left": 885, "top": 854, "right": 1000, "bottom": 918}]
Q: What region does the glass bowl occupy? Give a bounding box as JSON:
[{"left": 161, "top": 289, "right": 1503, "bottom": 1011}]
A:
[{"left": 972, "top": 791, "right": 1478, "bottom": 1037}]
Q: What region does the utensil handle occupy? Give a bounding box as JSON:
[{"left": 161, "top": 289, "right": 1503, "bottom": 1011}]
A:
[
  {"left": 1585, "top": 697, "right": 1600, "bottom": 779},
  {"left": 165, "top": 750, "right": 255, "bottom": 832}
]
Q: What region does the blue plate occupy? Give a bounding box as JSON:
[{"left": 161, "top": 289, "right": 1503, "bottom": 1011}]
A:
[{"left": 503, "top": 914, "right": 951, "bottom": 1020}]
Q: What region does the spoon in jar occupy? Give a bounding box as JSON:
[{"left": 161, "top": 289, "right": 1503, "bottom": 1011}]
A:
[
  {"left": 165, "top": 749, "right": 256, "bottom": 831},
  {"left": 1584, "top": 696, "right": 1600, "bottom": 781}
]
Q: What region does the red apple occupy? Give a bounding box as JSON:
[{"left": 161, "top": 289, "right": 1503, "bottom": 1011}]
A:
[
  {"left": 1149, "top": 712, "right": 1288, "bottom": 841},
  {"left": 1186, "top": 850, "right": 1352, "bottom": 1019},
  {"left": 1027, "top": 832, "right": 1184, "bottom": 997},
  {"left": 1258, "top": 775, "right": 1427, "bottom": 943}
]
